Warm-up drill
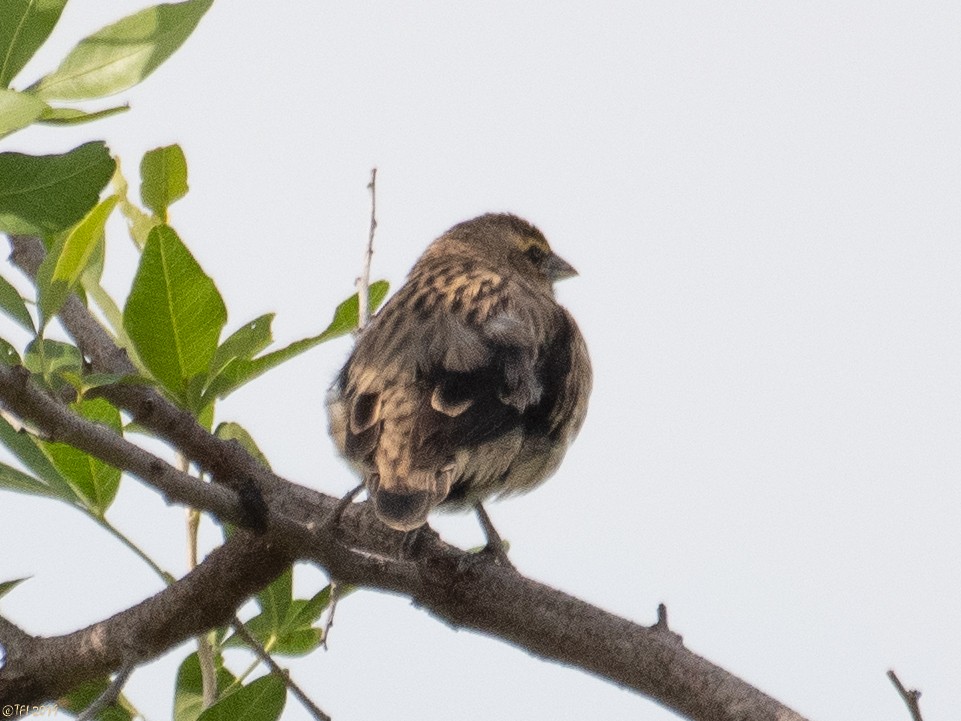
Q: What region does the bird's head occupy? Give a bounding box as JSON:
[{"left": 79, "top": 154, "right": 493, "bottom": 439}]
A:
[{"left": 433, "top": 213, "right": 578, "bottom": 292}]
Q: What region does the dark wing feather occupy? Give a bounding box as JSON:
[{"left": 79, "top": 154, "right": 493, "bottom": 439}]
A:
[
  {"left": 520, "top": 308, "right": 589, "bottom": 441},
  {"left": 412, "top": 276, "right": 573, "bottom": 454},
  {"left": 332, "top": 261, "right": 586, "bottom": 484},
  {"left": 344, "top": 391, "right": 381, "bottom": 459}
]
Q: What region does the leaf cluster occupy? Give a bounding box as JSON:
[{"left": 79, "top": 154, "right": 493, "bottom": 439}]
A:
[
  {"left": 0, "top": 4, "right": 388, "bottom": 718},
  {"left": 0, "top": 0, "right": 214, "bottom": 138}
]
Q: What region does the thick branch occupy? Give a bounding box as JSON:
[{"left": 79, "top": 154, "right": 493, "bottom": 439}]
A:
[
  {"left": 1, "top": 234, "right": 810, "bottom": 721},
  {"left": 0, "top": 364, "right": 244, "bottom": 524},
  {"left": 0, "top": 350, "right": 807, "bottom": 721},
  {"left": 0, "top": 530, "right": 292, "bottom": 702}
]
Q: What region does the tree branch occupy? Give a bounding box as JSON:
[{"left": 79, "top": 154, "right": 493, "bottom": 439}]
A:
[
  {"left": 1, "top": 233, "right": 811, "bottom": 721},
  {"left": 0, "top": 364, "right": 244, "bottom": 524},
  {"left": 0, "top": 356, "right": 809, "bottom": 721},
  {"left": 887, "top": 670, "right": 924, "bottom": 721},
  {"left": 0, "top": 530, "right": 292, "bottom": 702}
]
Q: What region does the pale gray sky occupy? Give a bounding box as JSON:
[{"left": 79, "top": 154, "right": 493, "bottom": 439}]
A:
[{"left": 2, "top": 2, "right": 959, "bottom": 720}]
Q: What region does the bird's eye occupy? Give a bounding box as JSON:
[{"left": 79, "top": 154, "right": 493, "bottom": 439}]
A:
[{"left": 525, "top": 245, "right": 548, "bottom": 264}]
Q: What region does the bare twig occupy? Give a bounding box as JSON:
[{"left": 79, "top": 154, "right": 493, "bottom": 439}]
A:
[
  {"left": 887, "top": 670, "right": 924, "bottom": 721},
  {"left": 655, "top": 603, "right": 669, "bottom": 631},
  {"left": 231, "top": 617, "right": 331, "bottom": 721},
  {"left": 357, "top": 167, "right": 378, "bottom": 330},
  {"left": 182, "top": 451, "right": 217, "bottom": 708},
  {"left": 75, "top": 665, "right": 132, "bottom": 721},
  {"left": 320, "top": 581, "right": 343, "bottom": 651}
]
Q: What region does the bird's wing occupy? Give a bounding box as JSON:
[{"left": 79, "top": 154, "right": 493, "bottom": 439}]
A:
[
  {"left": 332, "top": 265, "right": 585, "bottom": 465},
  {"left": 408, "top": 271, "right": 566, "bottom": 452}
]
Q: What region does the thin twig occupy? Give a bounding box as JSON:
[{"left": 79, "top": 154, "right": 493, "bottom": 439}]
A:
[
  {"left": 76, "top": 665, "right": 132, "bottom": 721},
  {"left": 183, "top": 451, "right": 217, "bottom": 708},
  {"left": 887, "top": 670, "right": 924, "bottom": 721},
  {"left": 655, "top": 603, "right": 669, "bottom": 631},
  {"left": 231, "top": 617, "right": 331, "bottom": 721},
  {"left": 357, "top": 167, "right": 378, "bottom": 330},
  {"left": 321, "top": 581, "right": 342, "bottom": 650}
]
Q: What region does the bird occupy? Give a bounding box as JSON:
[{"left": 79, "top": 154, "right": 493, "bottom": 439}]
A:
[{"left": 327, "top": 213, "right": 591, "bottom": 549}]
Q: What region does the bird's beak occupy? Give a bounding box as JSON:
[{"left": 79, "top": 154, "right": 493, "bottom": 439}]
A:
[{"left": 543, "top": 252, "right": 578, "bottom": 282}]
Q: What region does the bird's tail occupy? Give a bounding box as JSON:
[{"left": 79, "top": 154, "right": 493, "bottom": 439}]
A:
[{"left": 368, "top": 466, "right": 452, "bottom": 532}]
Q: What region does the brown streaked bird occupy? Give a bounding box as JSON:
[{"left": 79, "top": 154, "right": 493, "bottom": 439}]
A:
[{"left": 327, "top": 213, "right": 591, "bottom": 542}]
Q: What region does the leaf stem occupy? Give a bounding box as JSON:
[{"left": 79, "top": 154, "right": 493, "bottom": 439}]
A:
[{"left": 89, "top": 511, "right": 172, "bottom": 584}]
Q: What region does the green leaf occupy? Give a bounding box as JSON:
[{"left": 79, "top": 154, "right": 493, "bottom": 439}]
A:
[
  {"left": 0, "top": 577, "right": 29, "bottom": 600},
  {"left": 230, "top": 584, "right": 331, "bottom": 657},
  {"left": 0, "top": 461, "right": 63, "bottom": 500},
  {"left": 140, "top": 144, "right": 188, "bottom": 219},
  {"left": 123, "top": 224, "right": 227, "bottom": 405},
  {"left": 256, "top": 567, "right": 292, "bottom": 631},
  {"left": 202, "top": 281, "right": 389, "bottom": 404},
  {"left": 112, "top": 155, "right": 158, "bottom": 249},
  {"left": 197, "top": 674, "right": 286, "bottom": 721},
  {"left": 265, "top": 627, "right": 323, "bottom": 656},
  {"left": 78, "top": 372, "right": 135, "bottom": 393},
  {"left": 82, "top": 276, "right": 135, "bottom": 346},
  {"left": 196, "top": 392, "right": 214, "bottom": 430},
  {"left": 38, "top": 102, "right": 130, "bottom": 125},
  {"left": 0, "top": 273, "right": 34, "bottom": 331},
  {"left": 0, "top": 141, "right": 116, "bottom": 235},
  {"left": 231, "top": 614, "right": 323, "bottom": 657},
  {"left": 23, "top": 337, "right": 83, "bottom": 394},
  {"left": 81, "top": 214, "right": 106, "bottom": 283},
  {"left": 42, "top": 398, "right": 122, "bottom": 514},
  {"left": 266, "top": 584, "right": 333, "bottom": 656},
  {"left": 30, "top": 0, "right": 214, "bottom": 101},
  {"left": 0, "top": 0, "right": 68, "bottom": 87},
  {"left": 214, "top": 421, "right": 270, "bottom": 470},
  {"left": 36, "top": 194, "right": 117, "bottom": 326},
  {"left": 0, "top": 338, "right": 22, "bottom": 365},
  {"left": 323, "top": 279, "right": 390, "bottom": 339},
  {"left": 174, "top": 652, "right": 237, "bottom": 721},
  {"left": 287, "top": 585, "right": 333, "bottom": 630},
  {"left": 208, "top": 313, "right": 273, "bottom": 380},
  {"left": 0, "top": 87, "right": 48, "bottom": 138},
  {"left": 0, "top": 415, "right": 74, "bottom": 501}
]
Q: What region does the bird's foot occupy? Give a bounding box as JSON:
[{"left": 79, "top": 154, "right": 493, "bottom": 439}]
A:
[
  {"left": 400, "top": 523, "right": 439, "bottom": 560},
  {"left": 474, "top": 503, "right": 514, "bottom": 569},
  {"left": 323, "top": 483, "right": 365, "bottom": 534}
]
